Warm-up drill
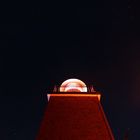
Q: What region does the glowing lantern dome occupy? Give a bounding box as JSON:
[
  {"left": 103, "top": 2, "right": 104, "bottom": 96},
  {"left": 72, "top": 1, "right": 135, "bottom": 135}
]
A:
[{"left": 60, "top": 78, "right": 87, "bottom": 92}]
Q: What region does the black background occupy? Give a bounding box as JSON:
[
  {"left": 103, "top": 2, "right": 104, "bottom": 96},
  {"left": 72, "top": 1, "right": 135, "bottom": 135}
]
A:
[{"left": 1, "top": 1, "right": 140, "bottom": 139}]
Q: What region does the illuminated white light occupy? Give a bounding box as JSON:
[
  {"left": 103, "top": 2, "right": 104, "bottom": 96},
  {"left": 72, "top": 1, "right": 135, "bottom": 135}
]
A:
[
  {"left": 65, "top": 86, "right": 83, "bottom": 92},
  {"left": 47, "top": 94, "right": 50, "bottom": 101},
  {"left": 60, "top": 78, "right": 87, "bottom": 92}
]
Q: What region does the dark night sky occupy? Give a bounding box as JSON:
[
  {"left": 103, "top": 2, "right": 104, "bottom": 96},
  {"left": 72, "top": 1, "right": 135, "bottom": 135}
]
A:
[{"left": 1, "top": 1, "right": 140, "bottom": 140}]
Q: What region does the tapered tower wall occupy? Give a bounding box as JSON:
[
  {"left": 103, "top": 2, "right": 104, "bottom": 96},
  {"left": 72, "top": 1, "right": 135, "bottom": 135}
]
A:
[{"left": 36, "top": 93, "right": 114, "bottom": 140}]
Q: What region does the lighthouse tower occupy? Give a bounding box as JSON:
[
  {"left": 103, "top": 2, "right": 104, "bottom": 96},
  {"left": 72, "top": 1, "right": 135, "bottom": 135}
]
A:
[{"left": 36, "top": 78, "right": 115, "bottom": 140}]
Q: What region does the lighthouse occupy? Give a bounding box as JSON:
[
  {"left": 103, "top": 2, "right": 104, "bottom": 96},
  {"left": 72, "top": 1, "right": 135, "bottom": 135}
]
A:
[{"left": 36, "top": 78, "right": 115, "bottom": 140}]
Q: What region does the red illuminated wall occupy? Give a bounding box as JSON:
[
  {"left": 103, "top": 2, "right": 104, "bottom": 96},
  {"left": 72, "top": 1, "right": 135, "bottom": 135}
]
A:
[{"left": 36, "top": 93, "right": 114, "bottom": 140}]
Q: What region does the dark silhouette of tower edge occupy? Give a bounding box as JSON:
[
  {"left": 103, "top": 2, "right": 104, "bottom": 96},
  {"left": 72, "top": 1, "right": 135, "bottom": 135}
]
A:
[{"left": 36, "top": 79, "right": 115, "bottom": 140}]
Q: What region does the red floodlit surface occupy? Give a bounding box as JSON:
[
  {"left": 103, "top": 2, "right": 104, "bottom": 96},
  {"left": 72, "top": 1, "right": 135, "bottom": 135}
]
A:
[
  {"left": 36, "top": 94, "right": 115, "bottom": 140},
  {"left": 60, "top": 78, "right": 87, "bottom": 92}
]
